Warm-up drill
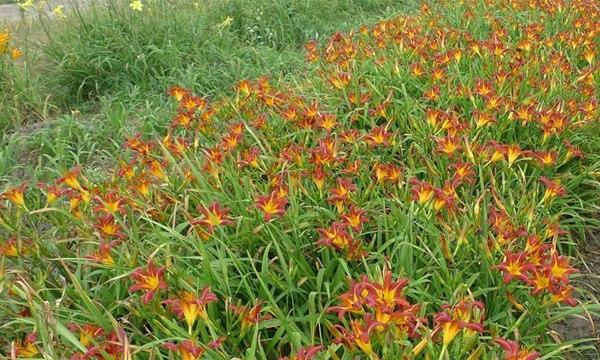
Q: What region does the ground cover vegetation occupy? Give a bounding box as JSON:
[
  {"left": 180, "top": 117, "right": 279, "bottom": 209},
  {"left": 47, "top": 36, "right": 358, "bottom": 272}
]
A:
[{"left": 0, "top": 0, "right": 599, "bottom": 359}]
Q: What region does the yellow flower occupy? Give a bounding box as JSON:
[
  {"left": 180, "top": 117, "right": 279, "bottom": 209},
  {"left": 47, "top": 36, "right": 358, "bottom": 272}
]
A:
[
  {"left": 0, "top": 31, "right": 10, "bottom": 55},
  {"left": 11, "top": 48, "right": 23, "bottom": 60},
  {"left": 52, "top": 5, "right": 66, "bottom": 19},
  {"left": 19, "top": 0, "right": 35, "bottom": 11},
  {"left": 130, "top": 0, "right": 143, "bottom": 11}
]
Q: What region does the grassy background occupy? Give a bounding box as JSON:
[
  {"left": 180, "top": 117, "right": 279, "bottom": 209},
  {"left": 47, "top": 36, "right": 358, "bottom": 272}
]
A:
[{"left": 0, "top": 0, "right": 416, "bottom": 182}]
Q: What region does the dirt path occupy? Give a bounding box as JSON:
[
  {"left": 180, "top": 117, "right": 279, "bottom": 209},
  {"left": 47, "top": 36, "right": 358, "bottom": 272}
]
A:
[
  {"left": 554, "top": 232, "right": 600, "bottom": 359},
  {"left": 0, "top": 0, "right": 90, "bottom": 24},
  {"left": 0, "top": 3, "right": 22, "bottom": 23}
]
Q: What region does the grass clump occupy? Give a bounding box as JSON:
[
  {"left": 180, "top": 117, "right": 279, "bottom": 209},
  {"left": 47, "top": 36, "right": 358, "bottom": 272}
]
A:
[{"left": 38, "top": 0, "right": 414, "bottom": 105}]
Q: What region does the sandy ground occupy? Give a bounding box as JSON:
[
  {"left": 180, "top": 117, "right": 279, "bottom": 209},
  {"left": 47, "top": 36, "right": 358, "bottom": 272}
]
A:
[{"left": 0, "top": 0, "right": 90, "bottom": 24}]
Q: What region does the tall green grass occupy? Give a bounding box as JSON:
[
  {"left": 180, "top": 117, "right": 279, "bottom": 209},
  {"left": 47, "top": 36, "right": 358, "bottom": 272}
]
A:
[{"left": 0, "top": 0, "right": 416, "bottom": 181}]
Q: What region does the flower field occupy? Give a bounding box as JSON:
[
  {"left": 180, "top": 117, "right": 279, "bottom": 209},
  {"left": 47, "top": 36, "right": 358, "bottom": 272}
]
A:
[{"left": 1, "top": 0, "right": 599, "bottom": 359}]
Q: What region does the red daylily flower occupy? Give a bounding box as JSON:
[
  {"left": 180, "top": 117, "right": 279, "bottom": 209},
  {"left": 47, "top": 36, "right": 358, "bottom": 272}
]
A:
[
  {"left": 496, "top": 252, "right": 535, "bottom": 283},
  {"left": 163, "top": 339, "right": 204, "bottom": 360},
  {"left": 128, "top": 260, "right": 168, "bottom": 304},
  {"left": 434, "top": 298, "right": 485, "bottom": 345},
  {"left": 1, "top": 183, "right": 27, "bottom": 208},
  {"left": 494, "top": 338, "right": 539, "bottom": 360},
  {"left": 255, "top": 191, "right": 288, "bottom": 221},
  {"left": 164, "top": 288, "right": 217, "bottom": 330},
  {"left": 191, "top": 202, "right": 234, "bottom": 234},
  {"left": 12, "top": 332, "right": 38, "bottom": 358},
  {"left": 230, "top": 302, "right": 272, "bottom": 330},
  {"left": 279, "top": 345, "right": 324, "bottom": 360}
]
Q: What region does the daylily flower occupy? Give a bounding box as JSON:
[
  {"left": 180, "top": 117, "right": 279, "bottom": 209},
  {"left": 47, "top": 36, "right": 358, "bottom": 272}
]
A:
[
  {"left": 311, "top": 166, "right": 327, "bottom": 190},
  {"left": 279, "top": 345, "right": 324, "bottom": 360},
  {"left": 317, "top": 221, "right": 354, "bottom": 251},
  {"left": 238, "top": 147, "right": 261, "bottom": 168},
  {"left": 168, "top": 85, "right": 189, "bottom": 102},
  {"left": 449, "top": 161, "right": 475, "bottom": 185},
  {"left": 255, "top": 190, "right": 288, "bottom": 221},
  {"left": 548, "top": 252, "right": 577, "bottom": 282},
  {"left": 93, "top": 192, "right": 126, "bottom": 215},
  {"left": 496, "top": 252, "right": 535, "bottom": 283},
  {"left": 191, "top": 202, "right": 234, "bottom": 235},
  {"left": 528, "top": 267, "right": 551, "bottom": 295},
  {"left": 539, "top": 176, "right": 566, "bottom": 202},
  {"left": 364, "top": 125, "right": 393, "bottom": 147},
  {"left": 328, "top": 279, "right": 368, "bottom": 320},
  {"left": 341, "top": 206, "right": 368, "bottom": 231},
  {"left": 563, "top": 140, "right": 584, "bottom": 160},
  {"left": 58, "top": 167, "right": 84, "bottom": 191},
  {"left": 94, "top": 214, "right": 126, "bottom": 240},
  {"left": 164, "top": 288, "right": 217, "bottom": 331},
  {"left": 230, "top": 302, "right": 272, "bottom": 330},
  {"left": 327, "top": 178, "right": 356, "bottom": 211},
  {"left": 372, "top": 163, "right": 402, "bottom": 184},
  {"left": 549, "top": 283, "right": 577, "bottom": 307},
  {"left": 1, "top": 183, "right": 27, "bottom": 208},
  {"left": 333, "top": 314, "right": 382, "bottom": 355},
  {"left": 86, "top": 242, "right": 117, "bottom": 265},
  {"left": 12, "top": 332, "right": 38, "bottom": 358},
  {"left": 0, "top": 237, "right": 23, "bottom": 257},
  {"left": 162, "top": 340, "right": 204, "bottom": 360},
  {"left": 128, "top": 260, "right": 168, "bottom": 304},
  {"left": 67, "top": 323, "right": 104, "bottom": 348},
  {"left": 410, "top": 178, "right": 435, "bottom": 205},
  {"left": 38, "top": 182, "right": 67, "bottom": 206},
  {"left": 494, "top": 338, "right": 539, "bottom": 360},
  {"left": 364, "top": 268, "right": 410, "bottom": 312},
  {"left": 434, "top": 298, "right": 485, "bottom": 345}
]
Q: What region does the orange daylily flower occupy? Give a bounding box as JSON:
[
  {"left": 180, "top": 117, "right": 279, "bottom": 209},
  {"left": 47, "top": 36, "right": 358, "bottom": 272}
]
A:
[
  {"left": 67, "top": 323, "right": 104, "bottom": 348},
  {"left": 539, "top": 176, "right": 566, "bottom": 202},
  {"left": 548, "top": 252, "right": 578, "bottom": 282},
  {"left": 435, "top": 136, "right": 462, "bottom": 157},
  {"left": 58, "top": 167, "right": 84, "bottom": 191},
  {"left": 86, "top": 242, "right": 116, "bottom": 266},
  {"left": 327, "top": 178, "right": 356, "bottom": 211},
  {"left": 434, "top": 298, "right": 485, "bottom": 345},
  {"left": 230, "top": 302, "right": 272, "bottom": 330},
  {"left": 95, "top": 214, "right": 126, "bottom": 239},
  {"left": 410, "top": 178, "right": 435, "bottom": 205},
  {"left": 37, "top": 182, "right": 67, "bottom": 206},
  {"left": 279, "top": 345, "right": 324, "bottom": 360},
  {"left": 494, "top": 338, "right": 539, "bottom": 360},
  {"left": 364, "top": 125, "right": 392, "bottom": 147},
  {"left": 341, "top": 205, "right": 368, "bottom": 231},
  {"left": 238, "top": 147, "right": 261, "bottom": 168},
  {"left": 162, "top": 339, "right": 205, "bottom": 360},
  {"left": 317, "top": 221, "right": 354, "bottom": 251},
  {"left": 164, "top": 288, "right": 217, "bottom": 330},
  {"left": 128, "top": 259, "right": 168, "bottom": 304},
  {"left": 255, "top": 191, "right": 288, "bottom": 221},
  {"left": 549, "top": 283, "right": 577, "bottom": 307},
  {"left": 12, "top": 333, "right": 39, "bottom": 358},
  {"left": 11, "top": 47, "right": 23, "bottom": 60},
  {"left": 1, "top": 183, "right": 27, "bottom": 208},
  {"left": 94, "top": 192, "right": 126, "bottom": 214},
  {"left": 0, "top": 237, "right": 24, "bottom": 257},
  {"left": 168, "top": 85, "right": 189, "bottom": 102},
  {"left": 333, "top": 314, "right": 382, "bottom": 355},
  {"left": 191, "top": 202, "right": 234, "bottom": 235},
  {"left": 496, "top": 251, "right": 535, "bottom": 283}
]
